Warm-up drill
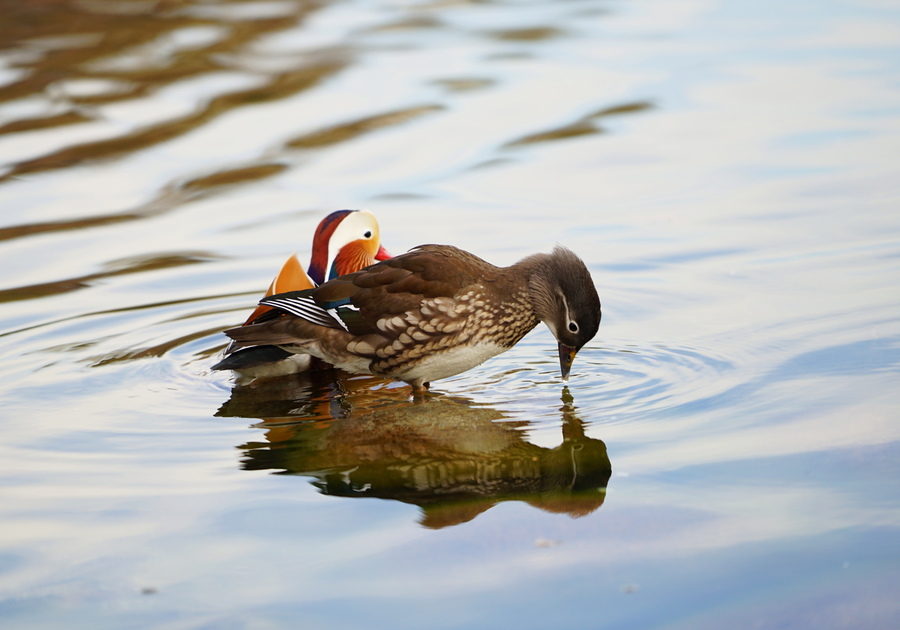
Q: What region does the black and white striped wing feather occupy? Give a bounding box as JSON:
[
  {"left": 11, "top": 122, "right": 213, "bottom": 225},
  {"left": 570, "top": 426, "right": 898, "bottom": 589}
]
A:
[{"left": 261, "top": 294, "right": 348, "bottom": 331}]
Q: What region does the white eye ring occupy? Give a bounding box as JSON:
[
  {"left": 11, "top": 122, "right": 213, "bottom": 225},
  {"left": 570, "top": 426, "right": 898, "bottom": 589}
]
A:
[{"left": 568, "top": 321, "right": 578, "bottom": 333}]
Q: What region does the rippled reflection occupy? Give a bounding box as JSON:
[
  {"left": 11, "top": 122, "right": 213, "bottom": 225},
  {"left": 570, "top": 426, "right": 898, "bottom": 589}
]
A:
[
  {"left": 0, "top": 0, "right": 342, "bottom": 183},
  {"left": 218, "top": 374, "right": 611, "bottom": 528}
]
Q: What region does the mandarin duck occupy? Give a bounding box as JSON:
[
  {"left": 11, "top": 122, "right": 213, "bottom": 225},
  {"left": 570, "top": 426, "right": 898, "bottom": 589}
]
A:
[
  {"left": 223, "top": 244, "right": 601, "bottom": 393},
  {"left": 213, "top": 209, "right": 391, "bottom": 378}
]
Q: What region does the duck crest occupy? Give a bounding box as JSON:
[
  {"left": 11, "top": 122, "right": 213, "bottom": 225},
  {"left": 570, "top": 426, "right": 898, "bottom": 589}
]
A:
[{"left": 307, "top": 209, "right": 354, "bottom": 284}]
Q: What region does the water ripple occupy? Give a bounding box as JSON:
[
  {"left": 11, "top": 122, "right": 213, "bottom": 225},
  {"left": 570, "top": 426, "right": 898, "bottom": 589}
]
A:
[{"left": 576, "top": 340, "right": 739, "bottom": 423}]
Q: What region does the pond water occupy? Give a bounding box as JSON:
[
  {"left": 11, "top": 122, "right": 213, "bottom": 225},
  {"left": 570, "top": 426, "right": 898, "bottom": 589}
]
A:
[{"left": 1, "top": 0, "right": 899, "bottom": 628}]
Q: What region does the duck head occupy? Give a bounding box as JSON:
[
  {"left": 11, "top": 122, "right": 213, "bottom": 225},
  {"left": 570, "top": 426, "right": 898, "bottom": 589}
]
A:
[
  {"left": 308, "top": 209, "right": 392, "bottom": 284},
  {"left": 527, "top": 246, "right": 602, "bottom": 380}
]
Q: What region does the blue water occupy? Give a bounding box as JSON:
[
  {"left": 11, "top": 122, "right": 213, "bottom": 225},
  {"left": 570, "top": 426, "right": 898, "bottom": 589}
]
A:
[{"left": 1, "top": 0, "right": 899, "bottom": 628}]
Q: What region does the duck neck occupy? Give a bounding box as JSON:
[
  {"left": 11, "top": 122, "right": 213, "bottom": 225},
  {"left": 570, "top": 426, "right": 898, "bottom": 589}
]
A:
[{"left": 502, "top": 253, "right": 562, "bottom": 338}]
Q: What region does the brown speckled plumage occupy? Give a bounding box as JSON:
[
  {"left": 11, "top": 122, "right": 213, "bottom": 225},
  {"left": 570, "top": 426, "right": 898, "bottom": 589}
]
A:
[{"left": 224, "top": 244, "right": 601, "bottom": 392}]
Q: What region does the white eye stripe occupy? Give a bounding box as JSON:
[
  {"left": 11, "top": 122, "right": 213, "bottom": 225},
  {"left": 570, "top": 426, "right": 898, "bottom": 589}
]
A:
[
  {"left": 559, "top": 293, "right": 571, "bottom": 323},
  {"left": 557, "top": 292, "right": 579, "bottom": 335}
]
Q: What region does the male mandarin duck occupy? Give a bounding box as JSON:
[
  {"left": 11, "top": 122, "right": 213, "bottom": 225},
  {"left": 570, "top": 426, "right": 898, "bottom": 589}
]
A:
[
  {"left": 213, "top": 209, "right": 391, "bottom": 378},
  {"left": 224, "top": 244, "right": 602, "bottom": 394}
]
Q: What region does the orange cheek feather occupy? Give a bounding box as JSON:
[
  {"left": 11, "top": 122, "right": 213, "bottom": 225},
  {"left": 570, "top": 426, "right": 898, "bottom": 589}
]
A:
[{"left": 333, "top": 241, "right": 375, "bottom": 277}]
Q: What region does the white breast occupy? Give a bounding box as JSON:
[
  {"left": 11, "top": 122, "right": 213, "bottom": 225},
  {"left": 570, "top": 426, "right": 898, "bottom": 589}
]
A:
[{"left": 397, "top": 341, "right": 509, "bottom": 384}]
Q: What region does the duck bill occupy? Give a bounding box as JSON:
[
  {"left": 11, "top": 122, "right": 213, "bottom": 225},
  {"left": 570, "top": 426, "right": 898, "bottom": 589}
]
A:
[
  {"left": 374, "top": 245, "right": 392, "bottom": 261},
  {"left": 558, "top": 343, "right": 577, "bottom": 381}
]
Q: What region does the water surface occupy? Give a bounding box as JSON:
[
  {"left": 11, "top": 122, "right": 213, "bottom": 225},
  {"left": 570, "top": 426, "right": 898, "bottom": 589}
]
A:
[{"left": 1, "top": 0, "right": 899, "bottom": 628}]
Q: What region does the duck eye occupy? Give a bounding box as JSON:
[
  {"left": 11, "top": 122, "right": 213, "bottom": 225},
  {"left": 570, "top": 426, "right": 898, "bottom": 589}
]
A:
[
  {"left": 568, "top": 321, "right": 578, "bottom": 333},
  {"left": 364, "top": 231, "right": 372, "bottom": 238}
]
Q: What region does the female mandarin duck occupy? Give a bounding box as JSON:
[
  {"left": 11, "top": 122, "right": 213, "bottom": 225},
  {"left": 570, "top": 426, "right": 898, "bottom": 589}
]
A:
[
  {"left": 224, "top": 244, "right": 602, "bottom": 393},
  {"left": 213, "top": 209, "right": 391, "bottom": 378}
]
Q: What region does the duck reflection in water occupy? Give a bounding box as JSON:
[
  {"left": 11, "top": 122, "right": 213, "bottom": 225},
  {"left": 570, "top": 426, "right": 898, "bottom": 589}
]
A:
[{"left": 217, "top": 374, "right": 611, "bottom": 528}]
